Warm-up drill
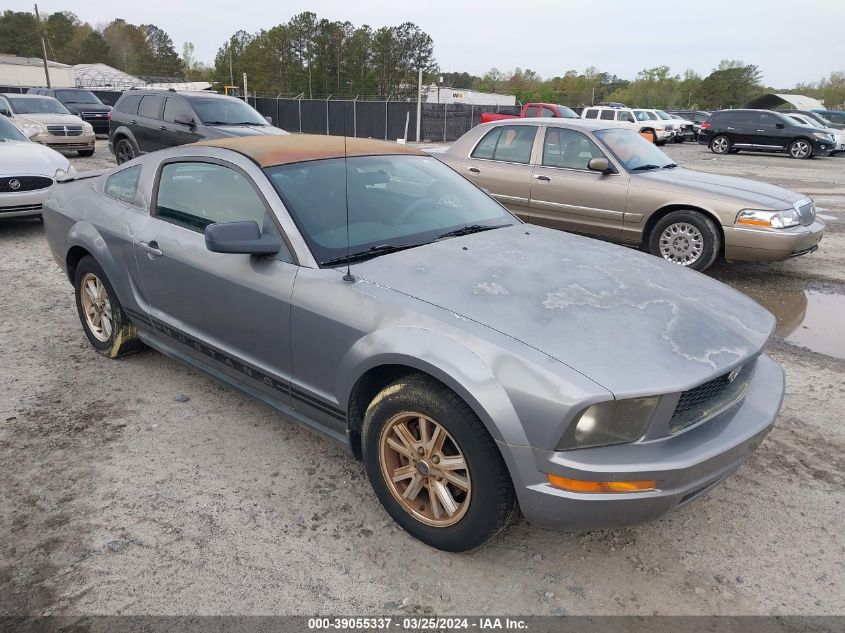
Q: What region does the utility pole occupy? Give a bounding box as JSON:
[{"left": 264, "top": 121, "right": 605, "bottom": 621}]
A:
[
  {"left": 242, "top": 73, "right": 248, "bottom": 102},
  {"left": 34, "top": 4, "right": 51, "bottom": 88},
  {"left": 228, "top": 44, "right": 234, "bottom": 86},
  {"left": 416, "top": 68, "right": 422, "bottom": 142}
]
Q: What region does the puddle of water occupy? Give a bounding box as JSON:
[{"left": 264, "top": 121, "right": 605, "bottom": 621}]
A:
[{"left": 782, "top": 291, "right": 845, "bottom": 360}]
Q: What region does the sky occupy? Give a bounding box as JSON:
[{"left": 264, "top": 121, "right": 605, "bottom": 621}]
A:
[{"left": 7, "top": 0, "right": 843, "bottom": 88}]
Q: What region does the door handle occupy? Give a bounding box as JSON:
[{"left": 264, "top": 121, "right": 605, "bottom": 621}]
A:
[
  {"left": 534, "top": 174, "right": 551, "bottom": 182},
  {"left": 138, "top": 240, "right": 163, "bottom": 257},
  {"left": 468, "top": 167, "right": 480, "bottom": 173},
  {"left": 159, "top": 125, "right": 167, "bottom": 131},
  {"left": 756, "top": 130, "right": 766, "bottom": 132},
  {"left": 726, "top": 127, "right": 735, "bottom": 130},
  {"left": 130, "top": 119, "right": 137, "bottom": 125}
]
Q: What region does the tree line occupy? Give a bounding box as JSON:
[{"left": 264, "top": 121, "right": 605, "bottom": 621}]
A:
[{"left": 1, "top": 9, "right": 842, "bottom": 109}]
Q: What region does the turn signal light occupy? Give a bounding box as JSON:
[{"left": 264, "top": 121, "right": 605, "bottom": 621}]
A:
[{"left": 547, "top": 474, "right": 656, "bottom": 493}]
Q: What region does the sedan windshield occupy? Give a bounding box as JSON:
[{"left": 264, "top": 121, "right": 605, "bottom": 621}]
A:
[
  {"left": 8, "top": 97, "right": 70, "bottom": 115},
  {"left": 265, "top": 155, "right": 515, "bottom": 265},
  {"left": 0, "top": 115, "right": 27, "bottom": 141},
  {"left": 189, "top": 98, "right": 267, "bottom": 125},
  {"left": 55, "top": 90, "right": 102, "bottom": 104},
  {"left": 595, "top": 128, "right": 675, "bottom": 171}
]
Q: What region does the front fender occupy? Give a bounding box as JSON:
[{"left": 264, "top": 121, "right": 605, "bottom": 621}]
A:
[{"left": 336, "top": 326, "right": 531, "bottom": 447}]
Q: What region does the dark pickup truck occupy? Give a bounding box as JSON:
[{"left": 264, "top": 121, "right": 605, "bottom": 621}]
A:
[{"left": 480, "top": 102, "right": 578, "bottom": 124}]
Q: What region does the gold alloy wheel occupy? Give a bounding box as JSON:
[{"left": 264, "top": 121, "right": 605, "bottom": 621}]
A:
[
  {"left": 378, "top": 412, "right": 472, "bottom": 527},
  {"left": 80, "top": 272, "right": 113, "bottom": 342}
]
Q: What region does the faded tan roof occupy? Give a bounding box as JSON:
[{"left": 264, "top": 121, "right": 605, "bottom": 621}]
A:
[{"left": 195, "top": 134, "right": 424, "bottom": 167}]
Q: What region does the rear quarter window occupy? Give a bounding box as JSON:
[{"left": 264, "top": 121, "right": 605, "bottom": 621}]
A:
[
  {"left": 116, "top": 95, "right": 142, "bottom": 115},
  {"left": 104, "top": 166, "right": 141, "bottom": 204}
]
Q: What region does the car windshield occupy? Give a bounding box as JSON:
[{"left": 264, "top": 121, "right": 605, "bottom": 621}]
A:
[
  {"left": 655, "top": 110, "right": 672, "bottom": 120},
  {"left": 8, "top": 96, "right": 70, "bottom": 115},
  {"left": 791, "top": 115, "right": 820, "bottom": 129},
  {"left": 0, "top": 114, "right": 27, "bottom": 141},
  {"left": 633, "top": 110, "right": 651, "bottom": 121},
  {"left": 595, "top": 128, "right": 675, "bottom": 171},
  {"left": 55, "top": 90, "right": 101, "bottom": 104},
  {"left": 265, "top": 155, "right": 515, "bottom": 266},
  {"left": 555, "top": 105, "right": 579, "bottom": 119},
  {"left": 189, "top": 97, "right": 267, "bottom": 125}
]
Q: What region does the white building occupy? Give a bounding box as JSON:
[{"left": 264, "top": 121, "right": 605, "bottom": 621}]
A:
[
  {"left": 424, "top": 85, "right": 516, "bottom": 106},
  {"left": 0, "top": 54, "right": 75, "bottom": 88}
]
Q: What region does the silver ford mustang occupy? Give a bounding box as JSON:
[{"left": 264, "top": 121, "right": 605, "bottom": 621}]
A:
[{"left": 43, "top": 135, "right": 784, "bottom": 552}]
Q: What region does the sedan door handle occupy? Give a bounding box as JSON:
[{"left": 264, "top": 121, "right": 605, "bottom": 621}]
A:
[
  {"left": 534, "top": 174, "right": 551, "bottom": 182},
  {"left": 468, "top": 167, "right": 480, "bottom": 173},
  {"left": 159, "top": 125, "right": 167, "bottom": 130},
  {"left": 726, "top": 127, "right": 735, "bottom": 130},
  {"left": 138, "top": 240, "right": 163, "bottom": 257},
  {"left": 129, "top": 119, "right": 137, "bottom": 125}
]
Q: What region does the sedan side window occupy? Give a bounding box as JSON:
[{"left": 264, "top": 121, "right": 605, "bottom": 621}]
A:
[
  {"left": 471, "top": 125, "right": 537, "bottom": 164},
  {"left": 542, "top": 128, "right": 605, "bottom": 170},
  {"left": 155, "top": 162, "right": 280, "bottom": 238},
  {"left": 104, "top": 165, "right": 141, "bottom": 204}
]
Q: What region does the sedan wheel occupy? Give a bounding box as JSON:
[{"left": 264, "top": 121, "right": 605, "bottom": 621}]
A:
[
  {"left": 362, "top": 374, "right": 518, "bottom": 551},
  {"left": 788, "top": 139, "right": 812, "bottom": 159},
  {"left": 710, "top": 135, "right": 730, "bottom": 154},
  {"left": 74, "top": 255, "right": 144, "bottom": 358},
  {"left": 379, "top": 412, "right": 471, "bottom": 527},
  {"left": 115, "top": 139, "right": 136, "bottom": 164},
  {"left": 648, "top": 210, "right": 721, "bottom": 272}
]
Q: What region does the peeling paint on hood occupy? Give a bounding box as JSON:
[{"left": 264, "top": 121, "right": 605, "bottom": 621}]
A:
[{"left": 353, "top": 225, "right": 774, "bottom": 397}]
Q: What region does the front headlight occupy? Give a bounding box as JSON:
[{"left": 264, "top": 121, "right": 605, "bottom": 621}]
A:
[
  {"left": 736, "top": 209, "right": 800, "bottom": 229},
  {"left": 556, "top": 396, "right": 660, "bottom": 451},
  {"left": 83, "top": 122, "right": 94, "bottom": 133},
  {"left": 812, "top": 131, "right": 834, "bottom": 141}
]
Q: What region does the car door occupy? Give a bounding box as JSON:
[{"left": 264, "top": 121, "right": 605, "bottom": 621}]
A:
[
  {"left": 161, "top": 96, "right": 204, "bottom": 148},
  {"left": 723, "top": 111, "right": 754, "bottom": 148},
  {"left": 754, "top": 111, "right": 789, "bottom": 149},
  {"left": 529, "top": 126, "right": 628, "bottom": 239},
  {"left": 135, "top": 95, "right": 166, "bottom": 153},
  {"left": 133, "top": 157, "right": 298, "bottom": 405},
  {"left": 460, "top": 124, "right": 538, "bottom": 221}
]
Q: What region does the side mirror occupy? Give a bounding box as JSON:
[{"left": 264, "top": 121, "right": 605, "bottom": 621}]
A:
[
  {"left": 174, "top": 113, "right": 194, "bottom": 127},
  {"left": 264, "top": 115, "right": 272, "bottom": 125},
  {"left": 588, "top": 157, "right": 611, "bottom": 173},
  {"left": 0, "top": 108, "right": 9, "bottom": 117},
  {"left": 205, "top": 221, "right": 281, "bottom": 255}
]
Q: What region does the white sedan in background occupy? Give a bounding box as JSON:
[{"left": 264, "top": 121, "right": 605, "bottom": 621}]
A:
[
  {"left": 0, "top": 115, "right": 73, "bottom": 219},
  {"left": 787, "top": 113, "right": 845, "bottom": 154}
]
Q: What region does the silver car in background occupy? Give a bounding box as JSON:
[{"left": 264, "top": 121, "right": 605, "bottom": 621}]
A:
[{"left": 43, "top": 135, "right": 783, "bottom": 551}]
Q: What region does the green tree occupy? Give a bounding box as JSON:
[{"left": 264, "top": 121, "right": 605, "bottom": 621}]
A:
[
  {"left": 77, "top": 31, "right": 111, "bottom": 64},
  {"left": 138, "top": 24, "right": 183, "bottom": 77},
  {"left": 0, "top": 10, "right": 40, "bottom": 57}
]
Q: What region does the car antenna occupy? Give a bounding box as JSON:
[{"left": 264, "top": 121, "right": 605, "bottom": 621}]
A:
[{"left": 342, "top": 114, "right": 355, "bottom": 282}]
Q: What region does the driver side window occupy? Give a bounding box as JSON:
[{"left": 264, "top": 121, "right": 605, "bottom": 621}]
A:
[
  {"left": 155, "top": 161, "right": 277, "bottom": 236},
  {"left": 542, "top": 128, "right": 605, "bottom": 170}
]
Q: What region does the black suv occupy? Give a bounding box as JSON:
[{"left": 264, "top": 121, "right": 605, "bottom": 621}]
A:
[
  {"left": 108, "top": 90, "right": 287, "bottom": 164},
  {"left": 27, "top": 87, "right": 111, "bottom": 134},
  {"left": 698, "top": 109, "right": 836, "bottom": 159}
]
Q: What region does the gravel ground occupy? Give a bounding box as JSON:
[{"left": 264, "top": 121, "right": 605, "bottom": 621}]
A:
[{"left": 1, "top": 140, "right": 843, "bottom": 616}]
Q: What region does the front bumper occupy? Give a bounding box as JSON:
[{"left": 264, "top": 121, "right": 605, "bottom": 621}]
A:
[
  {"left": 498, "top": 354, "right": 783, "bottom": 530},
  {"left": 0, "top": 188, "right": 49, "bottom": 218},
  {"left": 724, "top": 218, "right": 825, "bottom": 262},
  {"left": 32, "top": 131, "right": 95, "bottom": 151}
]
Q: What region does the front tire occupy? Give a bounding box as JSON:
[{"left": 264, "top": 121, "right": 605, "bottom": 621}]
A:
[
  {"left": 788, "top": 138, "right": 813, "bottom": 159},
  {"left": 710, "top": 135, "right": 731, "bottom": 155},
  {"left": 361, "top": 375, "right": 518, "bottom": 552},
  {"left": 74, "top": 256, "right": 144, "bottom": 358},
  {"left": 648, "top": 210, "right": 721, "bottom": 271}
]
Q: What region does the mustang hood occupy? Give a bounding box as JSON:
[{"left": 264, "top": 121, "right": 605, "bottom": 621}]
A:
[
  {"left": 353, "top": 225, "right": 774, "bottom": 396},
  {"left": 637, "top": 167, "right": 805, "bottom": 208}
]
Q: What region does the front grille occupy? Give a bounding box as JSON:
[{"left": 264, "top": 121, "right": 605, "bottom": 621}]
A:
[
  {"left": 797, "top": 201, "right": 815, "bottom": 226},
  {"left": 0, "top": 203, "right": 42, "bottom": 214},
  {"left": 81, "top": 111, "right": 107, "bottom": 119},
  {"left": 47, "top": 124, "right": 83, "bottom": 137},
  {"left": 669, "top": 361, "right": 756, "bottom": 433},
  {"left": 0, "top": 176, "right": 52, "bottom": 192}
]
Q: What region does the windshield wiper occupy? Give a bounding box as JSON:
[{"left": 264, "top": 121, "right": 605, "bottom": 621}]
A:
[
  {"left": 630, "top": 164, "right": 663, "bottom": 172},
  {"left": 662, "top": 163, "right": 679, "bottom": 169},
  {"left": 321, "top": 242, "right": 426, "bottom": 266},
  {"left": 435, "top": 224, "right": 508, "bottom": 240}
]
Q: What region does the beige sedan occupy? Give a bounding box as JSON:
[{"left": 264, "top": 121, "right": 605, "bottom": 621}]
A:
[
  {"left": 0, "top": 93, "right": 95, "bottom": 157},
  {"left": 437, "top": 118, "right": 824, "bottom": 270}
]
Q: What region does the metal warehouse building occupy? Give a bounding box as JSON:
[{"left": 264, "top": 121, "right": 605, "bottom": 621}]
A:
[{"left": 0, "top": 54, "right": 75, "bottom": 89}]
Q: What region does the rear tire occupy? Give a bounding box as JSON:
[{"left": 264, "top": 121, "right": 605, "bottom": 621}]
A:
[
  {"left": 710, "top": 135, "right": 731, "bottom": 154},
  {"left": 648, "top": 210, "right": 721, "bottom": 271},
  {"left": 114, "top": 138, "right": 137, "bottom": 164},
  {"left": 74, "top": 256, "right": 144, "bottom": 358},
  {"left": 361, "top": 374, "right": 518, "bottom": 552}
]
